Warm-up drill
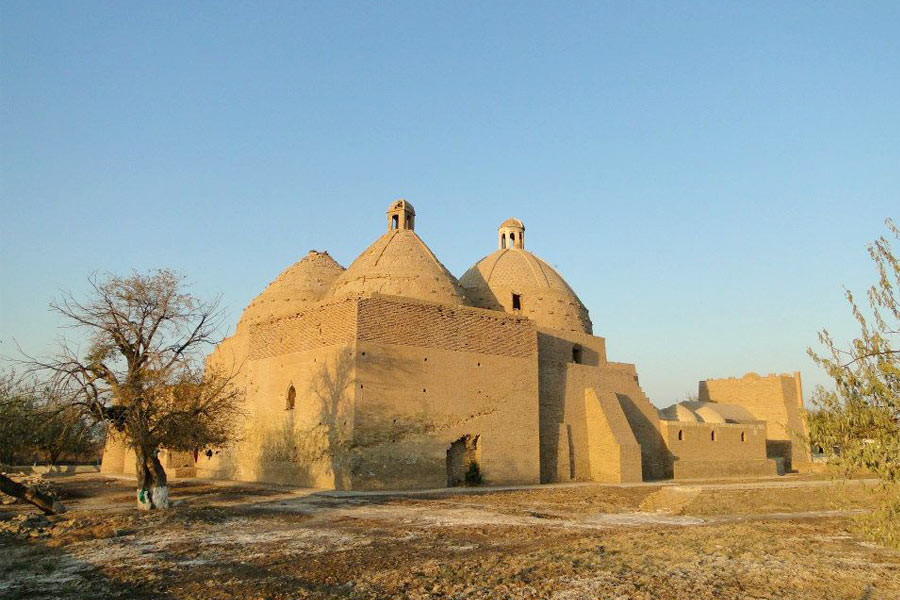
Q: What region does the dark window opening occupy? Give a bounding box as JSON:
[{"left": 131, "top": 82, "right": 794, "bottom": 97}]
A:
[
  {"left": 677, "top": 429, "right": 683, "bottom": 441},
  {"left": 741, "top": 431, "right": 746, "bottom": 442},
  {"left": 711, "top": 430, "right": 717, "bottom": 441},
  {"left": 572, "top": 345, "right": 583, "bottom": 364},
  {"left": 391, "top": 214, "right": 399, "bottom": 229},
  {"left": 501, "top": 233, "right": 507, "bottom": 248},
  {"left": 512, "top": 293, "right": 522, "bottom": 310},
  {"left": 286, "top": 385, "right": 296, "bottom": 410}
]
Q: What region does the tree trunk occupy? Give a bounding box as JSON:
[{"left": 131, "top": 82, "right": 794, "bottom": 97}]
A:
[
  {"left": 135, "top": 447, "right": 170, "bottom": 510},
  {"left": 0, "top": 473, "right": 66, "bottom": 514}
]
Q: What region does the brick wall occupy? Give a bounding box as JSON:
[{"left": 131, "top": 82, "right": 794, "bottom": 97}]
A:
[
  {"left": 699, "top": 372, "right": 810, "bottom": 470},
  {"left": 537, "top": 326, "right": 662, "bottom": 483},
  {"left": 248, "top": 298, "right": 357, "bottom": 360},
  {"left": 352, "top": 296, "right": 541, "bottom": 489},
  {"left": 357, "top": 294, "right": 536, "bottom": 358},
  {"left": 659, "top": 420, "right": 775, "bottom": 478}
]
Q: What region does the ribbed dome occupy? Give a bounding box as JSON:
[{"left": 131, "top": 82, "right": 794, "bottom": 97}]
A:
[
  {"left": 238, "top": 251, "right": 345, "bottom": 329},
  {"left": 459, "top": 248, "right": 592, "bottom": 334},
  {"left": 328, "top": 229, "right": 469, "bottom": 306}
]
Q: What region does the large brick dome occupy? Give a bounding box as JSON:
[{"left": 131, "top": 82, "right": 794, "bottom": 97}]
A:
[
  {"left": 460, "top": 219, "right": 592, "bottom": 334},
  {"left": 238, "top": 250, "right": 345, "bottom": 329},
  {"left": 327, "top": 201, "right": 469, "bottom": 306}
]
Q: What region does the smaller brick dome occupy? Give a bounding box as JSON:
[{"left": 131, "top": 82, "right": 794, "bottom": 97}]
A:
[
  {"left": 460, "top": 249, "right": 592, "bottom": 335},
  {"left": 238, "top": 250, "right": 345, "bottom": 329},
  {"left": 460, "top": 218, "right": 591, "bottom": 333}
]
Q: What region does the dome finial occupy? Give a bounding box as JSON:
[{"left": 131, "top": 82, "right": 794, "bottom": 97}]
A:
[
  {"left": 387, "top": 199, "right": 416, "bottom": 232},
  {"left": 498, "top": 218, "right": 525, "bottom": 249}
]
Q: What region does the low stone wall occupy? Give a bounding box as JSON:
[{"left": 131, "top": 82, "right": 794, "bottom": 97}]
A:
[{"left": 2, "top": 465, "right": 101, "bottom": 475}]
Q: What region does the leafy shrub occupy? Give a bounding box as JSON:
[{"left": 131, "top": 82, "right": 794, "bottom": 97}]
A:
[{"left": 464, "top": 461, "right": 483, "bottom": 485}]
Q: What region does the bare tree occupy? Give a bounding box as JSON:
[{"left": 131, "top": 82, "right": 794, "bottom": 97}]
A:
[
  {"left": 37, "top": 392, "right": 102, "bottom": 467},
  {"left": 25, "top": 270, "right": 243, "bottom": 510},
  {"left": 0, "top": 370, "right": 38, "bottom": 466},
  {"left": 0, "top": 370, "right": 68, "bottom": 514}
]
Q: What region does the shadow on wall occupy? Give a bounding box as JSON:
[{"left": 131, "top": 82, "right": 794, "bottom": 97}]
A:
[
  {"left": 254, "top": 348, "right": 454, "bottom": 490},
  {"left": 459, "top": 268, "right": 503, "bottom": 311},
  {"left": 616, "top": 394, "right": 672, "bottom": 480},
  {"left": 254, "top": 347, "right": 355, "bottom": 489}
]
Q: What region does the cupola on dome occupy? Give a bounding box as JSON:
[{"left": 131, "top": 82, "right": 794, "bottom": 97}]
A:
[
  {"left": 459, "top": 218, "right": 592, "bottom": 334},
  {"left": 327, "top": 200, "right": 469, "bottom": 306}
]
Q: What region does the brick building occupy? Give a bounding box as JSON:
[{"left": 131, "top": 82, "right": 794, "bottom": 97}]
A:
[{"left": 102, "top": 200, "right": 810, "bottom": 489}]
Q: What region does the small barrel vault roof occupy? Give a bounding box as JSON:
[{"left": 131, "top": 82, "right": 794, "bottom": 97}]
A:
[{"left": 659, "top": 401, "right": 758, "bottom": 424}]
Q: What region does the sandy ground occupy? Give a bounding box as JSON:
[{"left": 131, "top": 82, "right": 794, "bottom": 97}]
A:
[{"left": 1, "top": 473, "right": 898, "bottom": 599}]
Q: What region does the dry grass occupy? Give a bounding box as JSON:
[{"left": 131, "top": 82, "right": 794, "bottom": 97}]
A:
[{"left": 1, "top": 474, "right": 897, "bottom": 600}]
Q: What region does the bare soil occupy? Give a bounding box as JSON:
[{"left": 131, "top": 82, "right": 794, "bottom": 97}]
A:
[{"left": 1, "top": 474, "right": 897, "bottom": 599}]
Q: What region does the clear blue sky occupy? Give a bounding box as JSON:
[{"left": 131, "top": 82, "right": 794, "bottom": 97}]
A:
[{"left": 1, "top": 2, "right": 898, "bottom": 406}]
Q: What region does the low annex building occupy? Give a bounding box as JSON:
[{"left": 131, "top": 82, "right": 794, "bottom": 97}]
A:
[{"left": 102, "top": 200, "right": 810, "bottom": 489}]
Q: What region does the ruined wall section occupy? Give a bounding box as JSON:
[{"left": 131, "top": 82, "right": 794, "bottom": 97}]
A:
[
  {"left": 699, "top": 372, "right": 810, "bottom": 470},
  {"left": 353, "top": 295, "right": 541, "bottom": 490}
]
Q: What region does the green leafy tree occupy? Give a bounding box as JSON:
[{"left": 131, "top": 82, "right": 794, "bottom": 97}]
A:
[{"left": 808, "top": 218, "right": 900, "bottom": 548}]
